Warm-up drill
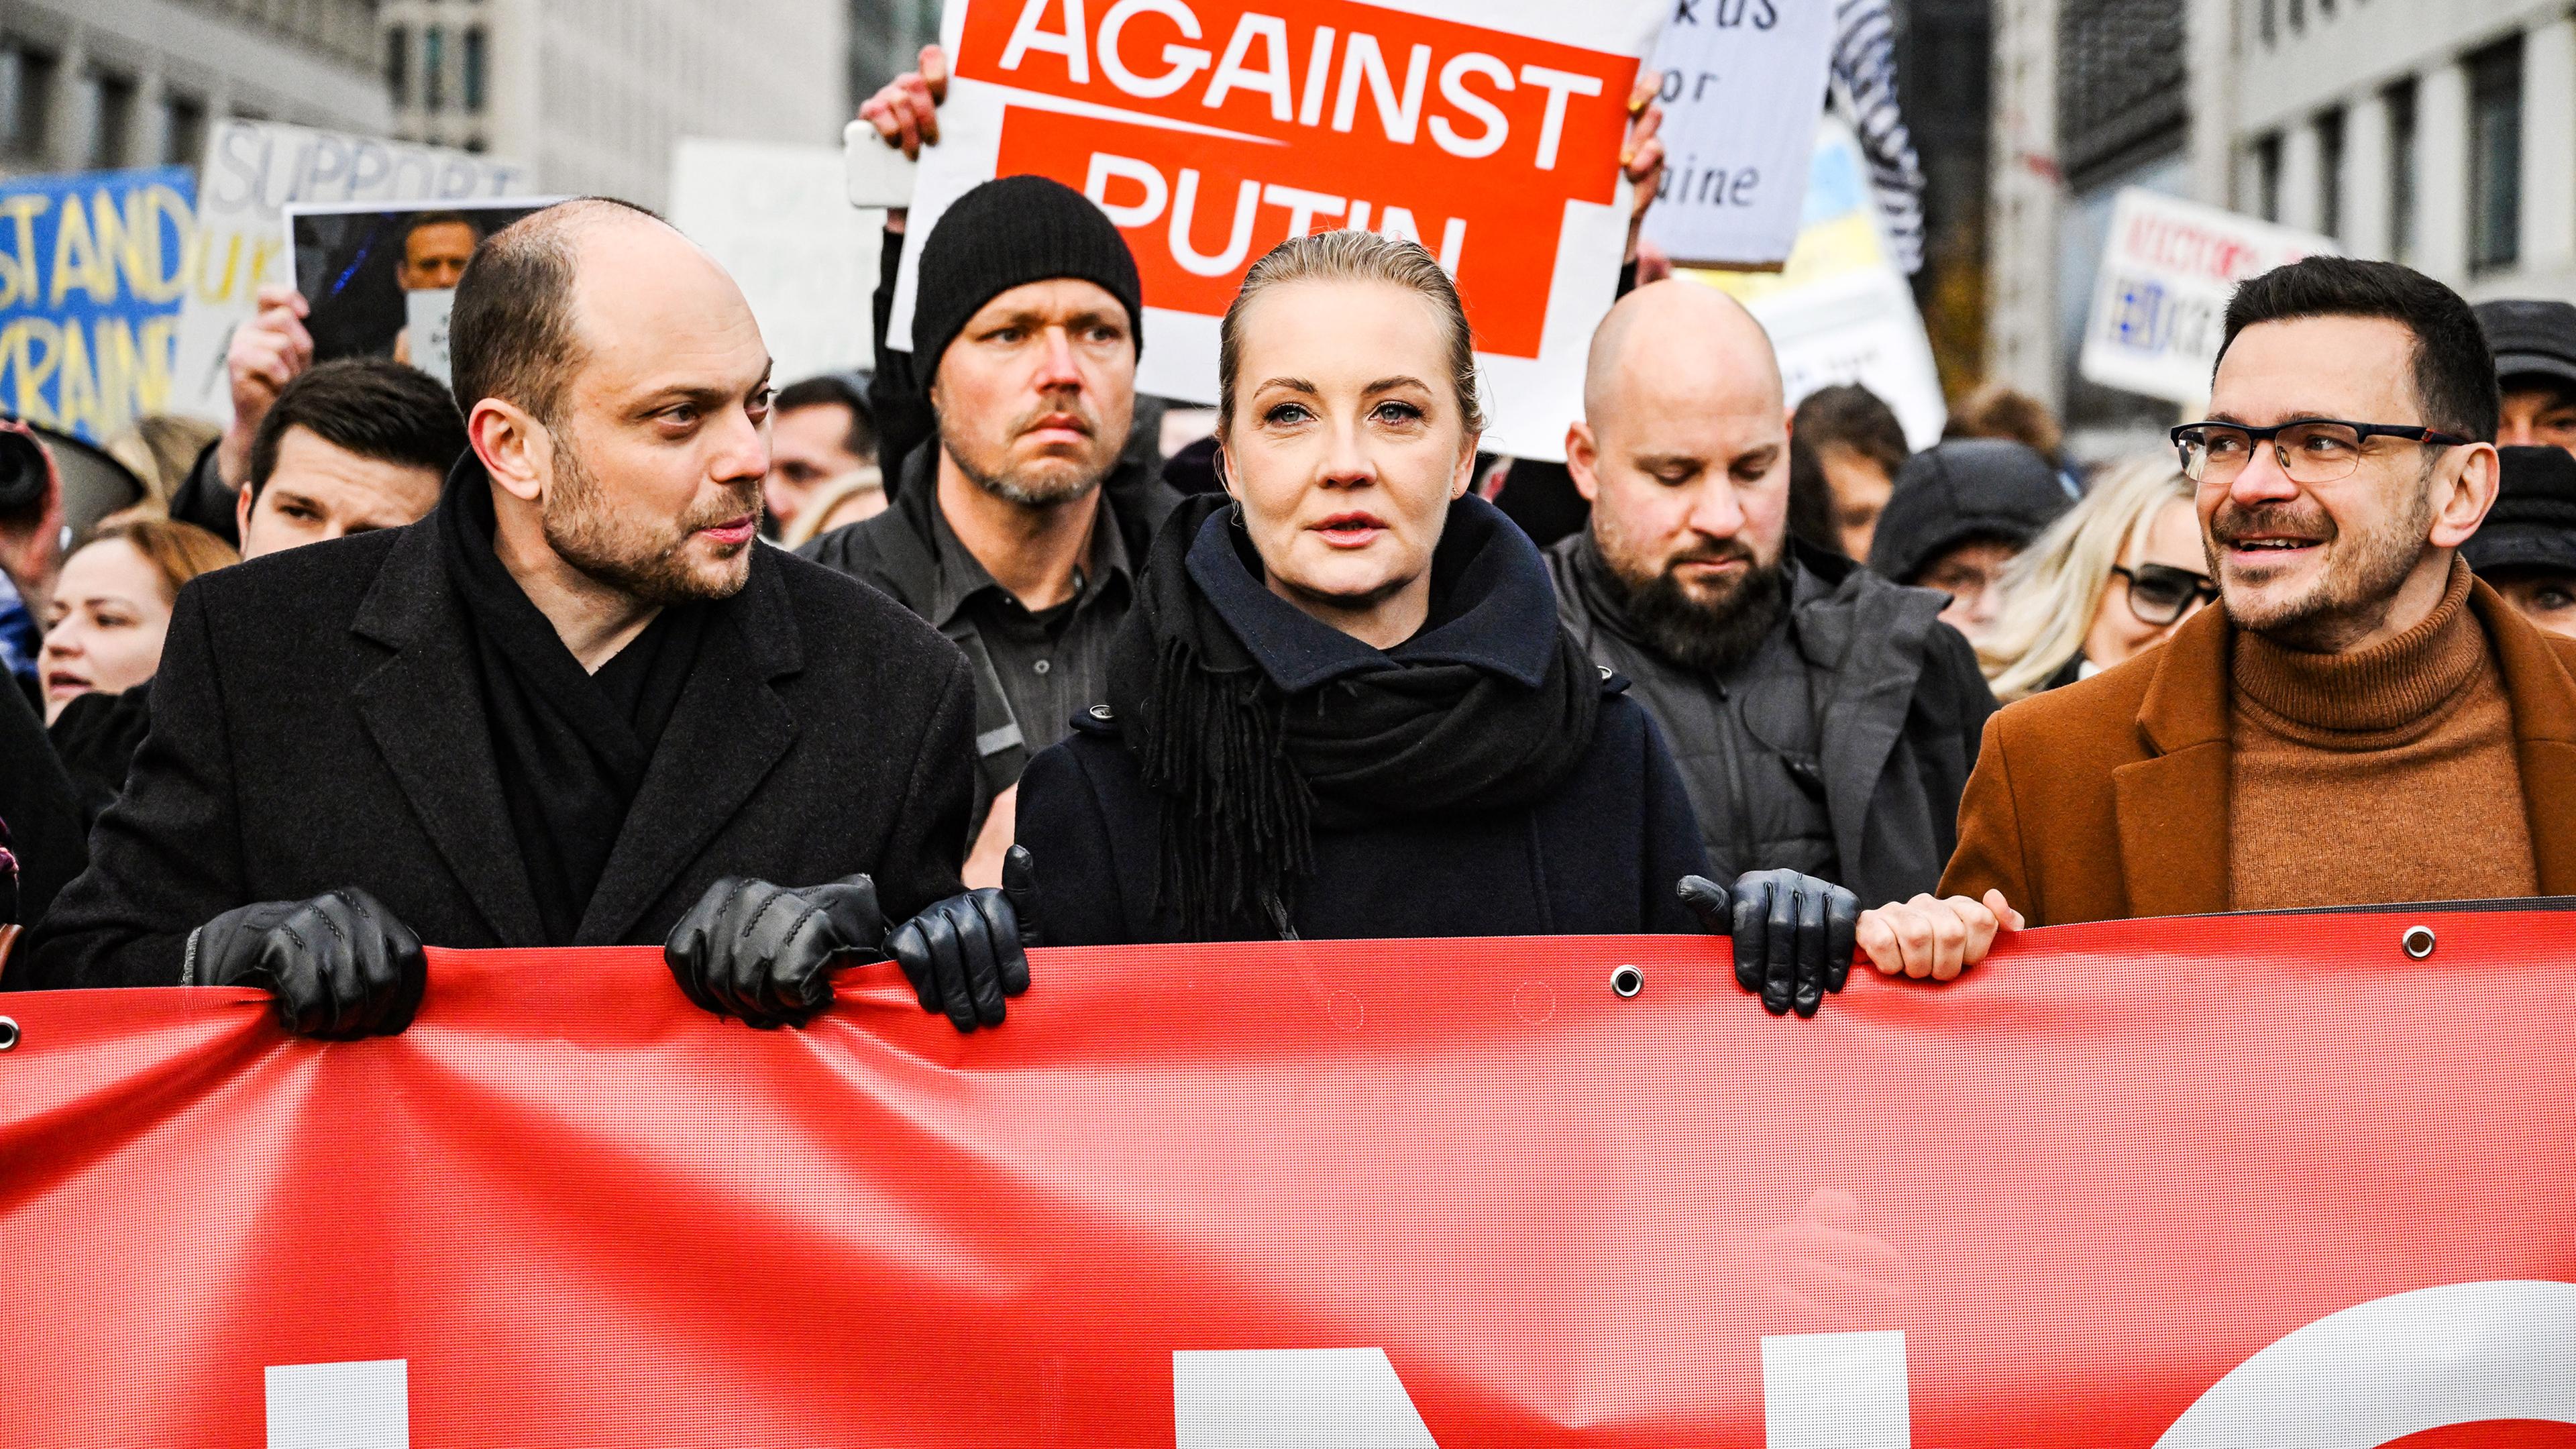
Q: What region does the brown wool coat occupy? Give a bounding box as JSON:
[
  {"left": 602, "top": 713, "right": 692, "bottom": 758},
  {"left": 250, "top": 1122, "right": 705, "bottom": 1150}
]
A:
[{"left": 1937, "top": 578, "right": 2576, "bottom": 923}]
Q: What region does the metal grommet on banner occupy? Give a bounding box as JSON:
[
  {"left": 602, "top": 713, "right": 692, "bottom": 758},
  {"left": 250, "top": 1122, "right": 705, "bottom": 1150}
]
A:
[
  {"left": 1610, "top": 965, "right": 1644, "bottom": 998},
  {"left": 2401, "top": 925, "right": 2436, "bottom": 960},
  {"left": 0, "top": 1016, "right": 18, "bottom": 1051}
]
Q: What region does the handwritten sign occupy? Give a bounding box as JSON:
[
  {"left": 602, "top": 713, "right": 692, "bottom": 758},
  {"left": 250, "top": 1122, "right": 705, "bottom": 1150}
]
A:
[
  {"left": 1638, "top": 0, "right": 1837, "bottom": 268},
  {"left": 0, "top": 167, "right": 194, "bottom": 443}
]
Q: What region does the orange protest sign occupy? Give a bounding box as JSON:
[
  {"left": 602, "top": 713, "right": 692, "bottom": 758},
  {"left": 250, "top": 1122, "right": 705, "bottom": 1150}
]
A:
[{"left": 892, "top": 0, "right": 1668, "bottom": 459}]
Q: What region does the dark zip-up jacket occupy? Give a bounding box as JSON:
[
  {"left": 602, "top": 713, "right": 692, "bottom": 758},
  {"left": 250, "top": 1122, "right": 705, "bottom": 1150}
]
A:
[{"left": 1547, "top": 535, "right": 1995, "bottom": 908}]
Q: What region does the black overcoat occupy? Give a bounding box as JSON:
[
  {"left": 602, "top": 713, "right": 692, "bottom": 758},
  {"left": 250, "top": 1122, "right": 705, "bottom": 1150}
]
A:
[
  {"left": 13, "top": 515, "right": 977, "bottom": 989},
  {"left": 1020, "top": 693, "right": 1709, "bottom": 944},
  {"left": 1014, "top": 496, "right": 1711, "bottom": 945}
]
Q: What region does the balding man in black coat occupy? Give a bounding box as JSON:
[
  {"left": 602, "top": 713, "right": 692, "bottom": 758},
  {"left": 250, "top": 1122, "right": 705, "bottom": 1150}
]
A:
[{"left": 15, "top": 199, "right": 1028, "bottom": 1035}]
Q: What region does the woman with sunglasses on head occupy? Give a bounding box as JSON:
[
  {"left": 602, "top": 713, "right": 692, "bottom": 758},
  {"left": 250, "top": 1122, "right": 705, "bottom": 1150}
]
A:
[
  {"left": 1011, "top": 231, "right": 1860, "bottom": 1014},
  {"left": 1976, "top": 459, "right": 2217, "bottom": 702}
]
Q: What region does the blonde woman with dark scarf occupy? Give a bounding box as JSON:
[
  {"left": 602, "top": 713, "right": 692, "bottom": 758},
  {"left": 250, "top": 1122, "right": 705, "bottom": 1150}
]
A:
[{"left": 1014, "top": 231, "right": 1866, "bottom": 1018}]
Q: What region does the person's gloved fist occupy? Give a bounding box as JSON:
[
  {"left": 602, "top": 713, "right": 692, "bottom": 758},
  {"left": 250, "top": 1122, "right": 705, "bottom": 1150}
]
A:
[
  {"left": 664, "top": 874, "right": 885, "bottom": 1028},
  {"left": 888, "top": 845, "right": 1037, "bottom": 1032},
  {"left": 187, "top": 888, "right": 427, "bottom": 1038},
  {"left": 1678, "top": 869, "right": 1860, "bottom": 1018}
]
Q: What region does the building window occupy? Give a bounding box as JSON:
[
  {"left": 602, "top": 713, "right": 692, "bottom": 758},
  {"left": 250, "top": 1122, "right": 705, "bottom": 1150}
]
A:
[
  {"left": 387, "top": 25, "right": 408, "bottom": 104},
  {"left": 2254, "top": 132, "right": 2283, "bottom": 222},
  {"left": 0, "top": 42, "right": 57, "bottom": 160},
  {"left": 424, "top": 26, "right": 445, "bottom": 112},
  {"left": 2059, "top": 0, "right": 2190, "bottom": 189},
  {"left": 2386, "top": 78, "right": 2418, "bottom": 265},
  {"left": 2317, "top": 107, "right": 2345, "bottom": 239},
  {"left": 164, "top": 92, "right": 207, "bottom": 167},
  {"left": 2259, "top": 0, "right": 2275, "bottom": 46},
  {"left": 463, "top": 28, "right": 486, "bottom": 113},
  {"left": 2469, "top": 38, "right": 2523, "bottom": 273},
  {"left": 86, "top": 70, "right": 138, "bottom": 170}
]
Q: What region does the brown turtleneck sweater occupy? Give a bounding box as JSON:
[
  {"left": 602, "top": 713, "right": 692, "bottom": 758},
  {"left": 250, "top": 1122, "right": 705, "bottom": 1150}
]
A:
[{"left": 2229, "top": 559, "right": 2536, "bottom": 910}]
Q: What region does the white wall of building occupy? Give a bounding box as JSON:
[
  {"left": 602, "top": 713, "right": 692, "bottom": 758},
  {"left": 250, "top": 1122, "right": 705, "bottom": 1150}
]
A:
[
  {"left": 1990, "top": 0, "right": 2576, "bottom": 430},
  {"left": 0, "top": 0, "right": 387, "bottom": 176}
]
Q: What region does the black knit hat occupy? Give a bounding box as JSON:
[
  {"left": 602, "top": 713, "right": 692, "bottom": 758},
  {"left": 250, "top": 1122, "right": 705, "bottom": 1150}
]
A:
[
  {"left": 2464, "top": 445, "right": 2576, "bottom": 577},
  {"left": 912, "top": 175, "right": 1144, "bottom": 398},
  {"left": 1866, "top": 438, "right": 2076, "bottom": 584}
]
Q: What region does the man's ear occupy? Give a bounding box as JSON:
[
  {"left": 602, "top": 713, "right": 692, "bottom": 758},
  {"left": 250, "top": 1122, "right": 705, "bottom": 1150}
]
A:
[
  {"left": 2428, "top": 440, "right": 2502, "bottom": 549},
  {"left": 1565, "top": 421, "right": 1602, "bottom": 503},
  {"left": 470, "top": 399, "right": 550, "bottom": 506},
  {"left": 234, "top": 477, "right": 256, "bottom": 544}
]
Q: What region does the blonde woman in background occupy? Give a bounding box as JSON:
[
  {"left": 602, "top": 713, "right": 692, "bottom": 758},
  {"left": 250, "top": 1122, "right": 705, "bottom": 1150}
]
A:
[{"left": 1978, "top": 458, "right": 2216, "bottom": 702}]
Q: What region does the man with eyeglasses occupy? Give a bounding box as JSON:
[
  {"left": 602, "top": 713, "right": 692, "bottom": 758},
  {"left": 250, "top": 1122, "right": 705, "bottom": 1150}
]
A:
[{"left": 1854, "top": 256, "right": 2576, "bottom": 983}]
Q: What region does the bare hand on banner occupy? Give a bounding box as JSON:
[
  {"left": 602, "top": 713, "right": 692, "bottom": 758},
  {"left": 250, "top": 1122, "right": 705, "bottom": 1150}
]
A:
[
  {"left": 1856, "top": 890, "right": 2026, "bottom": 983},
  {"left": 859, "top": 43, "right": 949, "bottom": 234},
  {"left": 216, "top": 284, "right": 315, "bottom": 488},
  {"left": 1621, "top": 72, "right": 1667, "bottom": 266}
]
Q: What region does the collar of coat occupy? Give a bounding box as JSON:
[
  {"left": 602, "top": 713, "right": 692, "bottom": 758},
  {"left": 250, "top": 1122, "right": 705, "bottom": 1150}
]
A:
[
  {"left": 343, "top": 455, "right": 805, "bottom": 946},
  {"left": 2114, "top": 555, "right": 2576, "bottom": 911}
]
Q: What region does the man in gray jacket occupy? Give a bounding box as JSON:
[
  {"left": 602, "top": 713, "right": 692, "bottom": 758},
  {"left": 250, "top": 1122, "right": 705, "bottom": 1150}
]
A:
[{"left": 1548, "top": 281, "right": 1996, "bottom": 906}]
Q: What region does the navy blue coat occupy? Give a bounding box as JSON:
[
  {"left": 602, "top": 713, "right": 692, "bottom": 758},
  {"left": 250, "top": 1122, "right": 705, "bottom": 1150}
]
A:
[{"left": 1015, "top": 498, "right": 1710, "bottom": 945}]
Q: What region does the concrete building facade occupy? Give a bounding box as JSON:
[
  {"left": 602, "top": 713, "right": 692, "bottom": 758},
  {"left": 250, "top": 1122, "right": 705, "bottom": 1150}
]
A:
[
  {"left": 849, "top": 0, "right": 938, "bottom": 110},
  {"left": 1990, "top": 0, "right": 2576, "bottom": 449},
  {"left": 0, "top": 0, "right": 388, "bottom": 178},
  {"left": 382, "top": 0, "right": 848, "bottom": 210}
]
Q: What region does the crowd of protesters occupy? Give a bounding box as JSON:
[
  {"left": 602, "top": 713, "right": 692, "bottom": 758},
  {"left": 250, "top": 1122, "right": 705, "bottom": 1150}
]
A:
[{"left": 0, "top": 48, "right": 2571, "bottom": 1035}]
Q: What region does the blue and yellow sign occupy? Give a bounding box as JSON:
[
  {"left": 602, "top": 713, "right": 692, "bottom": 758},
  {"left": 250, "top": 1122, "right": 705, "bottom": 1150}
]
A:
[{"left": 0, "top": 166, "right": 195, "bottom": 443}]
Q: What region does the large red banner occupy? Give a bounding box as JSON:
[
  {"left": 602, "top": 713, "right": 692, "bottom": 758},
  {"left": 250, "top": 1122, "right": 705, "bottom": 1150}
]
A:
[{"left": 3, "top": 912, "right": 2575, "bottom": 1446}]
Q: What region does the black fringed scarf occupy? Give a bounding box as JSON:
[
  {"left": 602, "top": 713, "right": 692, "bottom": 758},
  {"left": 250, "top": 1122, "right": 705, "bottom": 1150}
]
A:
[{"left": 1102, "top": 492, "right": 1601, "bottom": 940}]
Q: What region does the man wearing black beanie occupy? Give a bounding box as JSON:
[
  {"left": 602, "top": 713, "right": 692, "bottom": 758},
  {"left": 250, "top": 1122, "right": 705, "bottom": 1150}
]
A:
[{"left": 804, "top": 166, "right": 1181, "bottom": 888}]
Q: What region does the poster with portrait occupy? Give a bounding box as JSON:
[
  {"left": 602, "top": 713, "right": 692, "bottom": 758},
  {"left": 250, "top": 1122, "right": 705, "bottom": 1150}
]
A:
[
  {"left": 172, "top": 121, "right": 534, "bottom": 422},
  {"left": 282, "top": 197, "right": 560, "bottom": 378}
]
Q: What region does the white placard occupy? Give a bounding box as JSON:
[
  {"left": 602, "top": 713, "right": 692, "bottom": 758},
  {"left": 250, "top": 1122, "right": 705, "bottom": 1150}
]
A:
[
  {"left": 404, "top": 288, "right": 453, "bottom": 384},
  {"left": 1636, "top": 0, "right": 1837, "bottom": 268},
  {"left": 172, "top": 120, "right": 532, "bottom": 423},
  {"left": 2078, "top": 188, "right": 2337, "bottom": 407},
  {"left": 882, "top": 0, "right": 1667, "bottom": 462},
  {"left": 671, "top": 138, "right": 884, "bottom": 390},
  {"left": 1686, "top": 118, "right": 1947, "bottom": 449}
]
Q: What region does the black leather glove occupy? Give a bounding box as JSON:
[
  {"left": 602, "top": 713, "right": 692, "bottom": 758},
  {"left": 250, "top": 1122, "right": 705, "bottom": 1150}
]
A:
[
  {"left": 1678, "top": 869, "right": 1860, "bottom": 1018},
  {"left": 664, "top": 874, "right": 886, "bottom": 1028},
  {"left": 888, "top": 845, "right": 1038, "bottom": 1032},
  {"left": 186, "top": 888, "right": 427, "bottom": 1038}
]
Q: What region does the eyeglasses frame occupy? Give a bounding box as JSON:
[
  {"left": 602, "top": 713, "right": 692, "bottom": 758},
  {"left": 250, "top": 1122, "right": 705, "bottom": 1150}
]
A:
[
  {"left": 2110, "top": 563, "right": 2218, "bottom": 627},
  {"left": 2167, "top": 418, "right": 2471, "bottom": 484}
]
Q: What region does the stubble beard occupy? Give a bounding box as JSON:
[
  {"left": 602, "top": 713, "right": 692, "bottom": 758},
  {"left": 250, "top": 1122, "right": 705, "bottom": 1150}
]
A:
[
  {"left": 2210, "top": 480, "right": 2434, "bottom": 652},
  {"left": 941, "top": 392, "right": 1121, "bottom": 507},
  {"left": 541, "top": 432, "right": 758, "bottom": 606}
]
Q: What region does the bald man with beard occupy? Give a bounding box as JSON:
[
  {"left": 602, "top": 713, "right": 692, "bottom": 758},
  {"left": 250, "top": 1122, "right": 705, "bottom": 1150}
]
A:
[{"left": 1549, "top": 280, "right": 1998, "bottom": 908}]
